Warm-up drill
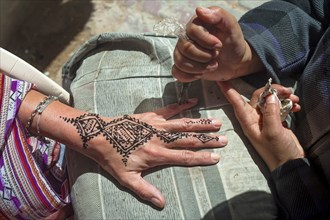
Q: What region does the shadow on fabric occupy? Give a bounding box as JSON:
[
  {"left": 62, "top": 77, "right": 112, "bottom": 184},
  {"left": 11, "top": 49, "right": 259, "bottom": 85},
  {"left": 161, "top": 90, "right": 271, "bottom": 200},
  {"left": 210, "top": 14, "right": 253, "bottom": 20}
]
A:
[{"left": 202, "top": 191, "right": 278, "bottom": 220}]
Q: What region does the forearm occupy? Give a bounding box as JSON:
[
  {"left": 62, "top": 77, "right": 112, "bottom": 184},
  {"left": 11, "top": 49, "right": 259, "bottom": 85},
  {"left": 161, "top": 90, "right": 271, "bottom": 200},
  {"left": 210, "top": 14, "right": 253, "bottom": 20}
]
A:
[
  {"left": 239, "top": 0, "right": 327, "bottom": 82},
  {"left": 18, "top": 89, "right": 97, "bottom": 157}
]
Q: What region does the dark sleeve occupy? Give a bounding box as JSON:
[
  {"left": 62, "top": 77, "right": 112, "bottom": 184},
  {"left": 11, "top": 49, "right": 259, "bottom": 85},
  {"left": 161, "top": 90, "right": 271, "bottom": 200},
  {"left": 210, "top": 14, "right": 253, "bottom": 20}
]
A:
[
  {"left": 239, "top": 0, "right": 330, "bottom": 83},
  {"left": 268, "top": 158, "right": 330, "bottom": 220}
]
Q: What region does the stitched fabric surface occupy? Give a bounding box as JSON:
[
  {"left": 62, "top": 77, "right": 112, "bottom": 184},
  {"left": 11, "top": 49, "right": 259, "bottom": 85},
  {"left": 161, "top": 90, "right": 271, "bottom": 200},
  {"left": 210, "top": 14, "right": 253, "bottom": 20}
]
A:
[{"left": 63, "top": 33, "right": 276, "bottom": 220}]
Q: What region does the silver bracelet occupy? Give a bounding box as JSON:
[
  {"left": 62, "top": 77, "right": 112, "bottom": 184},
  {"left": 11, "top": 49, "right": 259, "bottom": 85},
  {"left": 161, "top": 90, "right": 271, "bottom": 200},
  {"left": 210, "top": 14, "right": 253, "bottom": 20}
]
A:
[{"left": 26, "top": 95, "right": 58, "bottom": 136}]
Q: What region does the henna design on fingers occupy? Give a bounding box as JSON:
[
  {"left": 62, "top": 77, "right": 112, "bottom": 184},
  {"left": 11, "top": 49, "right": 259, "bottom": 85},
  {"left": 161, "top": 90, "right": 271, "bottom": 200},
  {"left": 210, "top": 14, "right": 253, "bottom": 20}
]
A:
[
  {"left": 185, "top": 119, "right": 213, "bottom": 125},
  {"left": 156, "top": 131, "right": 188, "bottom": 143},
  {"left": 192, "top": 134, "right": 219, "bottom": 144},
  {"left": 61, "top": 114, "right": 220, "bottom": 166},
  {"left": 156, "top": 131, "right": 219, "bottom": 144}
]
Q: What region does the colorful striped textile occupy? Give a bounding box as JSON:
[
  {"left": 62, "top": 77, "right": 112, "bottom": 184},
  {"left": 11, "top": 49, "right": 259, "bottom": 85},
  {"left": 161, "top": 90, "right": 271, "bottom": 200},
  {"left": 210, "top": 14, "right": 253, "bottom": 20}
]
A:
[{"left": 0, "top": 73, "right": 70, "bottom": 219}]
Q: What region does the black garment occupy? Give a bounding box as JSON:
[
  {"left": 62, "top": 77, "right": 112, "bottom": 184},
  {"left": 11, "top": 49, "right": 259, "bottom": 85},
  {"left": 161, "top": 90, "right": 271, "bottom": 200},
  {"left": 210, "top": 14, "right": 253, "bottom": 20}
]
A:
[{"left": 239, "top": 0, "right": 330, "bottom": 219}]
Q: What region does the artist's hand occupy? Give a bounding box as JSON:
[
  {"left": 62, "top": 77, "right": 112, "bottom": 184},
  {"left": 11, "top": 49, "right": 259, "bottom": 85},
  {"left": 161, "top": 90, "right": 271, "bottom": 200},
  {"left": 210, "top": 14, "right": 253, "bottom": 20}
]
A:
[
  {"left": 76, "top": 98, "right": 227, "bottom": 208},
  {"left": 172, "top": 6, "right": 264, "bottom": 82},
  {"left": 217, "top": 81, "right": 304, "bottom": 172}
]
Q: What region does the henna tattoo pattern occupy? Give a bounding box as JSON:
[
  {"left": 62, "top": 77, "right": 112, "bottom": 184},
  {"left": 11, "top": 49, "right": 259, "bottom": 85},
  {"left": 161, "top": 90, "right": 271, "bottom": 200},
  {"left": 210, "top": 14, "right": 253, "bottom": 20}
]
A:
[
  {"left": 61, "top": 113, "right": 103, "bottom": 148},
  {"left": 185, "top": 119, "right": 212, "bottom": 125},
  {"left": 61, "top": 114, "right": 219, "bottom": 165},
  {"left": 102, "top": 115, "right": 155, "bottom": 165}
]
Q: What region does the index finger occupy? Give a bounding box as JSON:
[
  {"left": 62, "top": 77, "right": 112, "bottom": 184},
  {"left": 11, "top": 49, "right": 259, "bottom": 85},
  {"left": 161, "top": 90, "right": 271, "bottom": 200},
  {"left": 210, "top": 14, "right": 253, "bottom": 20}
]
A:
[
  {"left": 186, "top": 16, "right": 221, "bottom": 50},
  {"left": 175, "top": 37, "right": 216, "bottom": 63},
  {"left": 217, "top": 81, "right": 250, "bottom": 117},
  {"left": 217, "top": 81, "right": 259, "bottom": 133}
]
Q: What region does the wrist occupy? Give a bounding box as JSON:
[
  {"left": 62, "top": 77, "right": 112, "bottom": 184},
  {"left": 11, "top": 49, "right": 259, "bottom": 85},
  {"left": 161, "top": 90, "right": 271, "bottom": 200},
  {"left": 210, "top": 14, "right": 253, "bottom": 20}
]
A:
[
  {"left": 236, "top": 41, "right": 265, "bottom": 76},
  {"left": 58, "top": 113, "right": 115, "bottom": 166},
  {"left": 19, "top": 89, "right": 85, "bottom": 148},
  {"left": 270, "top": 158, "right": 310, "bottom": 177},
  {"left": 268, "top": 154, "right": 305, "bottom": 172},
  {"left": 18, "top": 89, "right": 114, "bottom": 166}
]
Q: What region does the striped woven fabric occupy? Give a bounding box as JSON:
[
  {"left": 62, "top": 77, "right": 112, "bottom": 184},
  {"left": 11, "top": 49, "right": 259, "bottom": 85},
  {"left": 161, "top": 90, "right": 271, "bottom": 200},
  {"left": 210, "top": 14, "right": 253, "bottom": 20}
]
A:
[{"left": 0, "top": 73, "right": 70, "bottom": 219}]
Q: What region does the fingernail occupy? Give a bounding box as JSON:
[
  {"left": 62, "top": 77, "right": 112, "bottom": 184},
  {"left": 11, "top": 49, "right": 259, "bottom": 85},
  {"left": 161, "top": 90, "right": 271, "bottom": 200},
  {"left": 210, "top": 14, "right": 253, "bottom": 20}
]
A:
[
  {"left": 213, "top": 50, "right": 220, "bottom": 57},
  {"left": 266, "top": 94, "right": 277, "bottom": 104},
  {"left": 218, "top": 136, "right": 228, "bottom": 145},
  {"left": 211, "top": 153, "right": 220, "bottom": 162},
  {"left": 212, "top": 119, "right": 222, "bottom": 128},
  {"left": 198, "top": 7, "right": 215, "bottom": 15},
  {"left": 206, "top": 60, "right": 218, "bottom": 70},
  {"left": 214, "top": 43, "right": 222, "bottom": 49},
  {"left": 151, "top": 197, "right": 163, "bottom": 208},
  {"left": 193, "top": 74, "right": 202, "bottom": 80},
  {"left": 187, "top": 98, "right": 198, "bottom": 103}
]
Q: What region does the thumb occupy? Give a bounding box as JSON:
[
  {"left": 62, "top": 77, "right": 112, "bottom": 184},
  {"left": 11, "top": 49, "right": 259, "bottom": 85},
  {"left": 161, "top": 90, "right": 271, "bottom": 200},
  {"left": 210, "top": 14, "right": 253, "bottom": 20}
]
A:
[
  {"left": 125, "top": 175, "right": 165, "bottom": 208},
  {"left": 196, "top": 6, "right": 237, "bottom": 33},
  {"left": 262, "top": 94, "right": 282, "bottom": 132}
]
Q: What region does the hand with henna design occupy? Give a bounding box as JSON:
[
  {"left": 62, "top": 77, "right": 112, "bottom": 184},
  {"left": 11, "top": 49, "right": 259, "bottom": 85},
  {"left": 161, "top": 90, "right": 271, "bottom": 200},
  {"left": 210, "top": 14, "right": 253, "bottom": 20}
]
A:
[{"left": 19, "top": 90, "right": 227, "bottom": 209}]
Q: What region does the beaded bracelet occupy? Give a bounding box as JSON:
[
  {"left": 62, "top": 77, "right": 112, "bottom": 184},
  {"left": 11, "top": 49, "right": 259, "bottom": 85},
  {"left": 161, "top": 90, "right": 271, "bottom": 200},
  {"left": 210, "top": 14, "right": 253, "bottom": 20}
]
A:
[{"left": 26, "top": 95, "right": 58, "bottom": 137}]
